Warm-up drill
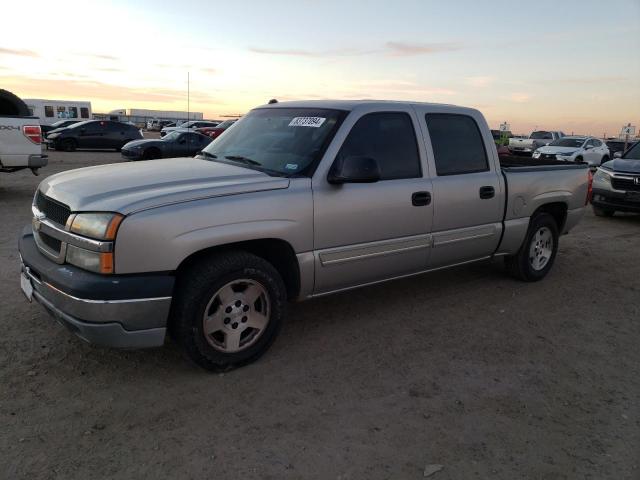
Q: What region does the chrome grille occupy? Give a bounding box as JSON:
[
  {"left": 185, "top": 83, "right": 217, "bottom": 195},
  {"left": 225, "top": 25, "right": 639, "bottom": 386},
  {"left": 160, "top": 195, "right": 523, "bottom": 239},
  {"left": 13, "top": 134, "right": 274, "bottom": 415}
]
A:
[
  {"left": 611, "top": 177, "right": 640, "bottom": 192},
  {"left": 35, "top": 191, "right": 71, "bottom": 226}
]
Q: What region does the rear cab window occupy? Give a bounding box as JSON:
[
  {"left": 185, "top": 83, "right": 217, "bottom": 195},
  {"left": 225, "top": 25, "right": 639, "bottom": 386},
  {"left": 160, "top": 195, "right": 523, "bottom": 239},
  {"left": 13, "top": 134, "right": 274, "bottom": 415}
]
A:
[{"left": 425, "top": 113, "right": 489, "bottom": 176}]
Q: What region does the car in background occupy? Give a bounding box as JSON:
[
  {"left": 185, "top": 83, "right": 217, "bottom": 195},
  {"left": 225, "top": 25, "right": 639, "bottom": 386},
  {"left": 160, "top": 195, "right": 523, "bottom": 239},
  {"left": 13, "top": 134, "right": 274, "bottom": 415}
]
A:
[
  {"left": 509, "top": 131, "right": 564, "bottom": 155},
  {"left": 533, "top": 136, "right": 610, "bottom": 167},
  {"left": 41, "top": 119, "right": 81, "bottom": 135},
  {"left": 195, "top": 119, "right": 237, "bottom": 139},
  {"left": 46, "top": 120, "right": 143, "bottom": 152},
  {"left": 121, "top": 130, "right": 212, "bottom": 160},
  {"left": 146, "top": 119, "right": 175, "bottom": 131},
  {"left": 0, "top": 88, "right": 47, "bottom": 174},
  {"left": 606, "top": 139, "right": 636, "bottom": 159},
  {"left": 160, "top": 120, "right": 220, "bottom": 137},
  {"left": 591, "top": 141, "right": 640, "bottom": 216}
]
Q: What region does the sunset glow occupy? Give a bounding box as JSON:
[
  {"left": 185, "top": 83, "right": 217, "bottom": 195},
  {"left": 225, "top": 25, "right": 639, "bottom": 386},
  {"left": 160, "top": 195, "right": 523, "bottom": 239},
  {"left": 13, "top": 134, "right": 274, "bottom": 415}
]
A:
[{"left": 1, "top": 0, "right": 639, "bottom": 135}]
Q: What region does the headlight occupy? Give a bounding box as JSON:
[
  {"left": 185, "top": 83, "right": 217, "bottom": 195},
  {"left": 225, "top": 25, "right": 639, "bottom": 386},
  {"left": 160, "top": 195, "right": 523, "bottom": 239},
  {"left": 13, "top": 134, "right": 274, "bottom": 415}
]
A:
[
  {"left": 48, "top": 133, "right": 59, "bottom": 139},
  {"left": 593, "top": 168, "right": 611, "bottom": 185},
  {"left": 532, "top": 151, "right": 541, "bottom": 158},
  {"left": 66, "top": 244, "right": 114, "bottom": 274},
  {"left": 69, "top": 212, "right": 123, "bottom": 240}
]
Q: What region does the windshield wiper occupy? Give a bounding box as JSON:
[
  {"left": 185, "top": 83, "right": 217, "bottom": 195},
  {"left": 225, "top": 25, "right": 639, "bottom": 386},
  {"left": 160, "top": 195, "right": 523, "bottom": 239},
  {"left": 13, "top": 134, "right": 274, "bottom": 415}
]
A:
[
  {"left": 197, "top": 151, "right": 217, "bottom": 159},
  {"left": 225, "top": 155, "right": 262, "bottom": 166}
]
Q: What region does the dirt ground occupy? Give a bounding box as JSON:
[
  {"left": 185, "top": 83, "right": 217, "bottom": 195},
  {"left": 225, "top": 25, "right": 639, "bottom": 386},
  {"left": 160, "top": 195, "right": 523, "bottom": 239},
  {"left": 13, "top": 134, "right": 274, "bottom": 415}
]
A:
[{"left": 1, "top": 149, "right": 639, "bottom": 480}]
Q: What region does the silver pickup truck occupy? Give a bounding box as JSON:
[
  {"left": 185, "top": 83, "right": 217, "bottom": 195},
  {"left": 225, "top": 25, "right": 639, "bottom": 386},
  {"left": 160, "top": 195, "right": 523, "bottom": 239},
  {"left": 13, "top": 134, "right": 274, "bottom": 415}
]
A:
[
  {"left": 509, "top": 130, "right": 564, "bottom": 155},
  {"left": 19, "top": 100, "right": 590, "bottom": 370}
]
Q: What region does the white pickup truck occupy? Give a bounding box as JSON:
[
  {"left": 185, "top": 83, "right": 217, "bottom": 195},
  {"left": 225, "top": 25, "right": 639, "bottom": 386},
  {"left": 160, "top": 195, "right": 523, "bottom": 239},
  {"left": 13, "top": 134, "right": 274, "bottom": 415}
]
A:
[
  {"left": 509, "top": 131, "right": 564, "bottom": 155},
  {"left": 0, "top": 89, "right": 47, "bottom": 174}
]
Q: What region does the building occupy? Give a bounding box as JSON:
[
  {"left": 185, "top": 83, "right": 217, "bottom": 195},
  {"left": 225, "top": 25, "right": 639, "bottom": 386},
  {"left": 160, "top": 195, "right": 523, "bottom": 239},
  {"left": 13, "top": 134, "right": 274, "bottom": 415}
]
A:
[
  {"left": 95, "top": 108, "right": 205, "bottom": 127},
  {"left": 24, "top": 99, "right": 92, "bottom": 126}
]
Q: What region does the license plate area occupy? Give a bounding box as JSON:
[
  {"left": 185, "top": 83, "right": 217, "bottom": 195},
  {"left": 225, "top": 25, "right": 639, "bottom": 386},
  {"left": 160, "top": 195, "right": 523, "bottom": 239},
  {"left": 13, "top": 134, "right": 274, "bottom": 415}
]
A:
[{"left": 21, "top": 272, "right": 33, "bottom": 302}]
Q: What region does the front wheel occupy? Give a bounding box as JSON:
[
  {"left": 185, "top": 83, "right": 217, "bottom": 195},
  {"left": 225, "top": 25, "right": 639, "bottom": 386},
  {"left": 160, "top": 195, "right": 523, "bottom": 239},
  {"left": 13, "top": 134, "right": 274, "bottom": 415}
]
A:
[
  {"left": 61, "top": 138, "right": 77, "bottom": 152},
  {"left": 170, "top": 251, "right": 287, "bottom": 371},
  {"left": 593, "top": 206, "right": 614, "bottom": 217},
  {"left": 505, "top": 213, "right": 559, "bottom": 282}
]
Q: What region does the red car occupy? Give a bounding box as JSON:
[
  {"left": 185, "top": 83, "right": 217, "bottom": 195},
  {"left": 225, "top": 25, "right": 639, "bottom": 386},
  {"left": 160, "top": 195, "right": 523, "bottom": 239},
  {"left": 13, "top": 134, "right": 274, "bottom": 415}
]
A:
[{"left": 195, "top": 119, "right": 237, "bottom": 139}]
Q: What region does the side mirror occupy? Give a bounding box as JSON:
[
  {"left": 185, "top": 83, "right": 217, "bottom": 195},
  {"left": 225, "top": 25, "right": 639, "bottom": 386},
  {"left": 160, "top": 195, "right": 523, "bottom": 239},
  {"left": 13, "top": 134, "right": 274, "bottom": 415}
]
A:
[
  {"left": 328, "top": 155, "right": 380, "bottom": 184},
  {"left": 614, "top": 151, "right": 622, "bottom": 158},
  {"left": 584, "top": 145, "right": 593, "bottom": 150}
]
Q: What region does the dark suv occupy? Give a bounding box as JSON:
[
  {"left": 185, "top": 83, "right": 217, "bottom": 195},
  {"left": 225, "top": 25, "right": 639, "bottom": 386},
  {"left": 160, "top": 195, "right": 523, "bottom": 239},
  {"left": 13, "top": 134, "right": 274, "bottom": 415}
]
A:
[{"left": 46, "top": 120, "right": 143, "bottom": 152}]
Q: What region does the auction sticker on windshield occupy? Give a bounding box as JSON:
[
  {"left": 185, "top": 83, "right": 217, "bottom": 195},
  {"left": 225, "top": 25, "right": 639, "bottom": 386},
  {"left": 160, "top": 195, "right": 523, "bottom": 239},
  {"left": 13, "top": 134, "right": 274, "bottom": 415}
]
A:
[{"left": 288, "top": 117, "right": 326, "bottom": 128}]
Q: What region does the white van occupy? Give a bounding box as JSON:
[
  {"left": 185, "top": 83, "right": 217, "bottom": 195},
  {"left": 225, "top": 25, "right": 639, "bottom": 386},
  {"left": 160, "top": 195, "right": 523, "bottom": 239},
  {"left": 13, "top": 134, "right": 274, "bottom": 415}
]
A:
[{"left": 24, "top": 99, "right": 92, "bottom": 126}]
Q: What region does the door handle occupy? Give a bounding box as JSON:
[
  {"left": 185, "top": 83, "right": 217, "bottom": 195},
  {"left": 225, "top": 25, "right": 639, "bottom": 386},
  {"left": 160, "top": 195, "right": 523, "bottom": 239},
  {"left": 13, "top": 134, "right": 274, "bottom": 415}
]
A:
[
  {"left": 412, "top": 191, "right": 431, "bottom": 206},
  {"left": 479, "top": 186, "right": 495, "bottom": 199}
]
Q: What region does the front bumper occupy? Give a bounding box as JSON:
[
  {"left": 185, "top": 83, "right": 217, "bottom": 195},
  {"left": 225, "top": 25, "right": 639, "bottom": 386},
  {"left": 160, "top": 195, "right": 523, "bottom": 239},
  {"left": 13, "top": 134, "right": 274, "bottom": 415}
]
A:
[
  {"left": 19, "top": 228, "right": 174, "bottom": 348},
  {"left": 120, "top": 149, "right": 142, "bottom": 160},
  {"left": 592, "top": 188, "right": 640, "bottom": 213}
]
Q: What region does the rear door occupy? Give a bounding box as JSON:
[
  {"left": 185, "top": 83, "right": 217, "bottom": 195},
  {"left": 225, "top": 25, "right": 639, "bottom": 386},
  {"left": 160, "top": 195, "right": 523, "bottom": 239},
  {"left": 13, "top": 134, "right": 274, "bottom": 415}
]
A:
[
  {"left": 77, "top": 121, "right": 106, "bottom": 148},
  {"left": 417, "top": 110, "right": 504, "bottom": 268}
]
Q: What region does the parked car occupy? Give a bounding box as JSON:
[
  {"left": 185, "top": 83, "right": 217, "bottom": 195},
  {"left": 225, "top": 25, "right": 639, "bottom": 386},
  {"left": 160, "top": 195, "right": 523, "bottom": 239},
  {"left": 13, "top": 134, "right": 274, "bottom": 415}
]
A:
[
  {"left": 605, "top": 139, "right": 636, "bottom": 159},
  {"left": 19, "top": 100, "right": 589, "bottom": 371},
  {"left": 146, "top": 119, "right": 175, "bottom": 131},
  {"left": 41, "top": 119, "right": 81, "bottom": 135},
  {"left": 196, "top": 119, "right": 238, "bottom": 139},
  {"left": 160, "top": 120, "right": 220, "bottom": 137},
  {"left": 0, "top": 89, "right": 47, "bottom": 174},
  {"left": 46, "top": 120, "right": 143, "bottom": 151},
  {"left": 591, "top": 141, "right": 640, "bottom": 216},
  {"left": 121, "top": 131, "right": 213, "bottom": 160},
  {"left": 533, "top": 136, "right": 610, "bottom": 167},
  {"left": 509, "top": 131, "right": 564, "bottom": 154}
]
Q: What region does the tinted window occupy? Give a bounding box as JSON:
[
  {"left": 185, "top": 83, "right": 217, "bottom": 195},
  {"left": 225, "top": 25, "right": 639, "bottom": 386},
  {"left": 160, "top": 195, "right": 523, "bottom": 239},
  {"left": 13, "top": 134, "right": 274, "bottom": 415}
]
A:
[
  {"left": 80, "top": 107, "right": 89, "bottom": 118},
  {"left": 425, "top": 113, "right": 488, "bottom": 176},
  {"left": 531, "top": 131, "right": 553, "bottom": 140},
  {"left": 593, "top": 139, "right": 602, "bottom": 147},
  {"left": 44, "top": 105, "right": 54, "bottom": 117},
  {"left": 68, "top": 106, "right": 78, "bottom": 118},
  {"left": 336, "top": 112, "right": 421, "bottom": 180}
]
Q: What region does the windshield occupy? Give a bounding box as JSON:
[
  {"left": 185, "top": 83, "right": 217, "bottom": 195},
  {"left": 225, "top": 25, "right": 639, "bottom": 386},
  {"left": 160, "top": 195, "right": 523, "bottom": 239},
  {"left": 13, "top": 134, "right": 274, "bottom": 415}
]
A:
[
  {"left": 623, "top": 142, "right": 640, "bottom": 160},
  {"left": 549, "top": 138, "right": 584, "bottom": 148},
  {"left": 201, "top": 108, "right": 345, "bottom": 176},
  {"left": 530, "top": 131, "right": 553, "bottom": 140},
  {"left": 163, "top": 131, "right": 182, "bottom": 141}
]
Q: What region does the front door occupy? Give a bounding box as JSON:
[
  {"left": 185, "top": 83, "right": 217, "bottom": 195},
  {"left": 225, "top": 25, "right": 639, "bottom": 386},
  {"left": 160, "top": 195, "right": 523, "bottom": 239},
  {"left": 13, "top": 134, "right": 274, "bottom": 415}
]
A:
[{"left": 312, "top": 109, "right": 433, "bottom": 294}]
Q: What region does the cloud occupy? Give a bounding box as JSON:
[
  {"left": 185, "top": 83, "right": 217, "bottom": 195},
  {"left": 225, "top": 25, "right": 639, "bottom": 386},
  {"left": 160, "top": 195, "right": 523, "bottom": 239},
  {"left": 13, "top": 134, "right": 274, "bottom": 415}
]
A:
[
  {"left": 385, "top": 42, "right": 462, "bottom": 56},
  {"left": 76, "top": 52, "right": 119, "bottom": 61},
  {"left": 200, "top": 67, "right": 217, "bottom": 74},
  {"left": 465, "top": 76, "right": 494, "bottom": 88},
  {"left": 0, "top": 47, "right": 39, "bottom": 57}
]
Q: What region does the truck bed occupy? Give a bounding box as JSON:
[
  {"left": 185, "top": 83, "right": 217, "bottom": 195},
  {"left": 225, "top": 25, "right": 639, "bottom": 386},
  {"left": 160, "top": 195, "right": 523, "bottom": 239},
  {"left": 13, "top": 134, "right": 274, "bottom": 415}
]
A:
[{"left": 499, "top": 155, "right": 586, "bottom": 169}]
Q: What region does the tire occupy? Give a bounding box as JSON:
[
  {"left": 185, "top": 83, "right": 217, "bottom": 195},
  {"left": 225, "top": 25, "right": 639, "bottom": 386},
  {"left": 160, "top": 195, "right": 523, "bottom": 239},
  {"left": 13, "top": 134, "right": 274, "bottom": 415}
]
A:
[
  {"left": 170, "top": 250, "right": 287, "bottom": 371},
  {"left": 593, "top": 206, "right": 614, "bottom": 217},
  {"left": 62, "top": 138, "right": 77, "bottom": 152},
  {"left": 505, "top": 213, "right": 559, "bottom": 282},
  {"left": 142, "top": 148, "right": 161, "bottom": 160}
]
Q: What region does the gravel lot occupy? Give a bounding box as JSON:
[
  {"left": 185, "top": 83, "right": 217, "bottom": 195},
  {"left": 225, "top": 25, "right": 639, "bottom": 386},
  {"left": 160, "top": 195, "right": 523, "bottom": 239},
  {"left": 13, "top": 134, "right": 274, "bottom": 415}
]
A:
[{"left": 1, "top": 149, "right": 639, "bottom": 479}]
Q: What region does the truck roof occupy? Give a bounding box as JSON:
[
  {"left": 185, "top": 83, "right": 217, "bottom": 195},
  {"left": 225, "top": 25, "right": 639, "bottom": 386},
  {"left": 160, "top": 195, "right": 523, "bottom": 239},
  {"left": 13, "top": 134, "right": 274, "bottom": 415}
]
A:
[{"left": 256, "top": 99, "right": 468, "bottom": 112}]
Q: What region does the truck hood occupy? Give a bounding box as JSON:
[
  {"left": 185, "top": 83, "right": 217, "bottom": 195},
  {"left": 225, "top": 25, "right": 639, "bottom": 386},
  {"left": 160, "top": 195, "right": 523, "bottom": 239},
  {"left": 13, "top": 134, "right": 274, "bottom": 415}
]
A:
[
  {"left": 39, "top": 158, "right": 289, "bottom": 214},
  {"left": 602, "top": 158, "right": 640, "bottom": 174}
]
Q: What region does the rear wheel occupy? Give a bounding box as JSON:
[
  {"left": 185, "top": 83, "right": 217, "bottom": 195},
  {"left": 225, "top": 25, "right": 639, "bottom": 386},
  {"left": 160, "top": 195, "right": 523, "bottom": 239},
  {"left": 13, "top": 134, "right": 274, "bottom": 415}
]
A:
[
  {"left": 142, "top": 148, "right": 161, "bottom": 160},
  {"left": 593, "top": 206, "right": 614, "bottom": 217},
  {"left": 170, "top": 251, "right": 287, "bottom": 371},
  {"left": 61, "top": 138, "right": 77, "bottom": 152},
  {"left": 505, "top": 213, "right": 559, "bottom": 282}
]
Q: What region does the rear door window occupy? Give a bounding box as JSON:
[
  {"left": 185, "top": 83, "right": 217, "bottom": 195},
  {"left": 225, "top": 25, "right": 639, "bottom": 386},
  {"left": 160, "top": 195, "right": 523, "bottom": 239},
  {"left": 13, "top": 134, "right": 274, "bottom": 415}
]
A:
[
  {"left": 336, "top": 112, "right": 421, "bottom": 180},
  {"left": 425, "top": 113, "right": 489, "bottom": 176}
]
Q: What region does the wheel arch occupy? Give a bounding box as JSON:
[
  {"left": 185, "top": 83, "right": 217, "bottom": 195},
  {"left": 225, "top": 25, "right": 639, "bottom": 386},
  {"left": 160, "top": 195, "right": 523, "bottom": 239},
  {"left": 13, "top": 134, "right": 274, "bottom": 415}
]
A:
[
  {"left": 175, "top": 238, "right": 301, "bottom": 300},
  {"left": 531, "top": 202, "right": 568, "bottom": 232}
]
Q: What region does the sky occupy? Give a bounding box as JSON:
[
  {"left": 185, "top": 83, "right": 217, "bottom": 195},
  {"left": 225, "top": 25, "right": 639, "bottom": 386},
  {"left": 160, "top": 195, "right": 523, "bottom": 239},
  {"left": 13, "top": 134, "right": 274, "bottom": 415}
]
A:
[{"left": 1, "top": 0, "right": 639, "bottom": 135}]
